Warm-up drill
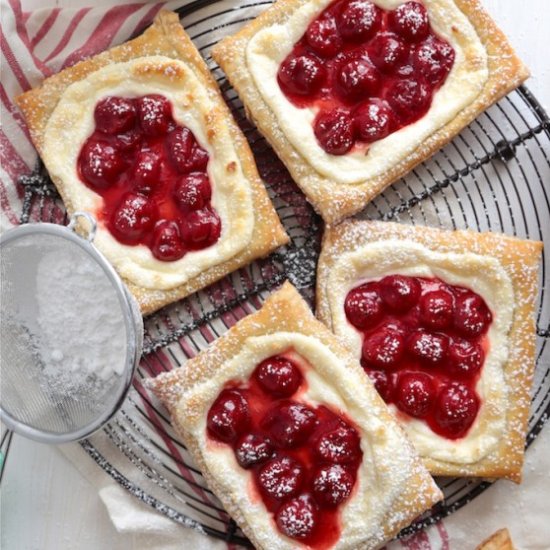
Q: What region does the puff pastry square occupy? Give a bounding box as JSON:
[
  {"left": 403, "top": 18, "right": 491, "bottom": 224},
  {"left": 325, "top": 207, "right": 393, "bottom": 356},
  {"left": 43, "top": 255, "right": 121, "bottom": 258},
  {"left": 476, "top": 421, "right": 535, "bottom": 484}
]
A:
[
  {"left": 476, "top": 528, "right": 516, "bottom": 550},
  {"left": 148, "top": 282, "right": 442, "bottom": 549},
  {"left": 212, "top": 0, "right": 529, "bottom": 224},
  {"left": 316, "top": 220, "right": 542, "bottom": 482},
  {"left": 16, "top": 11, "right": 289, "bottom": 315}
]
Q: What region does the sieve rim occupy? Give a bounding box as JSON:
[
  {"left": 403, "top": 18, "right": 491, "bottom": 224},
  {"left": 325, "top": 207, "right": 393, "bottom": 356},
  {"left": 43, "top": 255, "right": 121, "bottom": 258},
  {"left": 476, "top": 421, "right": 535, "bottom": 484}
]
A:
[{"left": 0, "top": 220, "right": 143, "bottom": 444}]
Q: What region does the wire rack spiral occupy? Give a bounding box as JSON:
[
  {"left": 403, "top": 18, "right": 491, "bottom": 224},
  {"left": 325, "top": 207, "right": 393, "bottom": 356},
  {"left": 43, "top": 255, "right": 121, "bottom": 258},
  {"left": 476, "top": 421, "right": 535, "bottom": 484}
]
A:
[{"left": 17, "top": 0, "right": 550, "bottom": 546}]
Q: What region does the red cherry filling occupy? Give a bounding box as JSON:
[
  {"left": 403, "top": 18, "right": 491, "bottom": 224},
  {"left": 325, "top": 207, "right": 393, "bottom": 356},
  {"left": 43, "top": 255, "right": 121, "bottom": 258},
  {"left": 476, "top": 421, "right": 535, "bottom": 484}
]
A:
[
  {"left": 434, "top": 383, "right": 479, "bottom": 437},
  {"left": 396, "top": 371, "right": 435, "bottom": 418},
  {"left": 206, "top": 353, "right": 363, "bottom": 547},
  {"left": 386, "top": 78, "right": 430, "bottom": 123},
  {"left": 454, "top": 292, "right": 492, "bottom": 337},
  {"left": 207, "top": 389, "right": 250, "bottom": 443},
  {"left": 79, "top": 140, "right": 125, "bottom": 190},
  {"left": 136, "top": 94, "right": 173, "bottom": 136},
  {"left": 338, "top": 0, "right": 382, "bottom": 42},
  {"left": 306, "top": 15, "right": 343, "bottom": 57},
  {"left": 344, "top": 282, "right": 383, "bottom": 329},
  {"left": 235, "top": 433, "right": 274, "bottom": 469},
  {"left": 388, "top": 1, "right": 430, "bottom": 43},
  {"left": 278, "top": 54, "right": 326, "bottom": 97},
  {"left": 407, "top": 330, "right": 448, "bottom": 366},
  {"left": 254, "top": 356, "right": 303, "bottom": 397},
  {"left": 362, "top": 322, "right": 406, "bottom": 369},
  {"left": 312, "top": 464, "right": 354, "bottom": 507},
  {"left": 345, "top": 276, "right": 492, "bottom": 439},
  {"left": 337, "top": 59, "right": 381, "bottom": 102},
  {"left": 419, "top": 289, "right": 454, "bottom": 330},
  {"left": 368, "top": 32, "right": 407, "bottom": 73},
  {"left": 354, "top": 100, "right": 394, "bottom": 143},
  {"left": 261, "top": 401, "right": 318, "bottom": 448},
  {"left": 151, "top": 220, "right": 186, "bottom": 262},
  {"left": 78, "top": 95, "right": 221, "bottom": 261},
  {"left": 447, "top": 338, "right": 484, "bottom": 378},
  {"left": 278, "top": 0, "right": 454, "bottom": 154},
  {"left": 313, "top": 423, "right": 361, "bottom": 464},
  {"left": 379, "top": 274, "right": 421, "bottom": 312},
  {"left": 94, "top": 97, "right": 136, "bottom": 134},
  {"left": 258, "top": 455, "right": 305, "bottom": 500},
  {"left": 276, "top": 494, "right": 319, "bottom": 540},
  {"left": 313, "top": 109, "right": 355, "bottom": 155},
  {"left": 111, "top": 193, "right": 155, "bottom": 243}
]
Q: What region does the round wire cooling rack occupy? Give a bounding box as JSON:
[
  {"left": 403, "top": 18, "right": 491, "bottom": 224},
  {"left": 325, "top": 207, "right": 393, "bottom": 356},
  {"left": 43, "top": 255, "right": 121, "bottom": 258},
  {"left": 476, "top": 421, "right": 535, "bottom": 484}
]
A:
[{"left": 14, "top": 0, "right": 550, "bottom": 546}]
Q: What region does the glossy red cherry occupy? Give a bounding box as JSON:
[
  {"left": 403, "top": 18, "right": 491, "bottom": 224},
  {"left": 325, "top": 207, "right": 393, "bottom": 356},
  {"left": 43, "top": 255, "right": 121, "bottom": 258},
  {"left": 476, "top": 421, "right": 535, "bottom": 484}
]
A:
[
  {"left": 434, "top": 383, "right": 479, "bottom": 437},
  {"left": 414, "top": 36, "right": 455, "bottom": 86},
  {"left": 150, "top": 220, "right": 186, "bottom": 262},
  {"left": 79, "top": 140, "right": 124, "bottom": 189},
  {"left": 313, "top": 109, "right": 355, "bottom": 155},
  {"left": 354, "top": 100, "right": 394, "bottom": 143},
  {"left": 447, "top": 338, "right": 484, "bottom": 378},
  {"left": 130, "top": 150, "right": 161, "bottom": 194},
  {"left": 338, "top": 0, "right": 382, "bottom": 42},
  {"left": 368, "top": 32, "right": 408, "bottom": 73},
  {"left": 406, "top": 330, "right": 449, "bottom": 366},
  {"left": 395, "top": 371, "right": 436, "bottom": 418},
  {"left": 136, "top": 94, "right": 172, "bottom": 136},
  {"left": 379, "top": 274, "right": 421, "bottom": 312},
  {"left": 278, "top": 54, "right": 327, "bottom": 96},
  {"left": 173, "top": 173, "right": 212, "bottom": 213},
  {"left": 165, "top": 127, "right": 194, "bottom": 173},
  {"left": 388, "top": 1, "right": 430, "bottom": 43},
  {"left": 276, "top": 494, "right": 318, "bottom": 540},
  {"left": 94, "top": 96, "right": 136, "bottom": 134},
  {"left": 206, "top": 389, "right": 250, "bottom": 443},
  {"left": 365, "top": 369, "right": 393, "bottom": 401},
  {"left": 362, "top": 323, "right": 406, "bottom": 369},
  {"left": 306, "top": 15, "right": 343, "bottom": 57},
  {"left": 453, "top": 292, "right": 492, "bottom": 337},
  {"left": 253, "top": 356, "right": 302, "bottom": 397},
  {"left": 115, "top": 128, "right": 141, "bottom": 152},
  {"left": 419, "top": 289, "right": 454, "bottom": 330},
  {"left": 314, "top": 423, "right": 361, "bottom": 464},
  {"left": 261, "top": 401, "right": 317, "bottom": 448},
  {"left": 179, "top": 208, "right": 221, "bottom": 248},
  {"left": 387, "top": 78, "right": 430, "bottom": 123},
  {"left": 234, "top": 433, "right": 274, "bottom": 469},
  {"left": 337, "top": 59, "right": 381, "bottom": 102},
  {"left": 257, "top": 455, "right": 304, "bottom": 500},
  {"left": 111, "top": 193, "right": 155, "bottom": 243},
  {"left": 312, "top": 464, "right": 354, "bottom": 507},
  {"left": 187, "top": 145, "right": 209, "bottom": 172},
  {"left": 344, "top": 283, "right": 384, "bottom": 330}
]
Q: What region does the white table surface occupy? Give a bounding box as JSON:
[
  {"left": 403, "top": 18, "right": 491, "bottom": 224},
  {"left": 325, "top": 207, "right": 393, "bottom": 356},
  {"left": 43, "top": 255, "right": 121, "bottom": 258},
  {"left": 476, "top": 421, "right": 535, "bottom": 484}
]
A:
[{"left": 2, "top": 1, "right": 550, "bottom": 549}]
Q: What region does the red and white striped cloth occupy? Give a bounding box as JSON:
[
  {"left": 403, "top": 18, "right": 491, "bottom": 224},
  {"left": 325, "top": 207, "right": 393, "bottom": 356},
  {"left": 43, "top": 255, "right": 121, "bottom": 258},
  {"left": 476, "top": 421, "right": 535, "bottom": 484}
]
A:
[{"left": 2, "top": 1, "right": 549, "bottom": 549}]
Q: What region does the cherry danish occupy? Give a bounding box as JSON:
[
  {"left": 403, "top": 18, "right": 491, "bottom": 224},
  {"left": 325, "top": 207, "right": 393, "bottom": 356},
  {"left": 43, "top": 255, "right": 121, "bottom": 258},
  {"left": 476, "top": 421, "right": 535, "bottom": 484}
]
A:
[{"left": 206, "top": 353, "right": 363, "bottom": 547}]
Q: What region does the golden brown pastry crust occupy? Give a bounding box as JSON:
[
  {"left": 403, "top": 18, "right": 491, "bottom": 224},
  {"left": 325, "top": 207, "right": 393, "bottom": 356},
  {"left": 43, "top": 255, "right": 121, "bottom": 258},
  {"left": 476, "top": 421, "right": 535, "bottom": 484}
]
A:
[
  {"left": 16, "top": 10, "right": 289, "bottom": 315},
  {"left": 149, "top": 282, "right": 443, "bottom": 549},
  {"left": 316, "top": 220, "right": 543, "bottom": 482},
  {"left": 211, "top": 0, "right": 529, "bottom": 225},
  {"left": 476, "top": 528, "right": 515, "bottom": 550}
]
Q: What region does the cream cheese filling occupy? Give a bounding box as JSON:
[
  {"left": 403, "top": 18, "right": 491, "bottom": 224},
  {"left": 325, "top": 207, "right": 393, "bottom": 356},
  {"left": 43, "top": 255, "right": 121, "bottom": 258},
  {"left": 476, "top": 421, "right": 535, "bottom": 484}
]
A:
[
  {"left": 246, "top": 0, "right": 489, "bottom": 184},
  {"left": 325, "top": 240, "right": 514, "bottom": 464},
  {"left": 43, "top": 56, "right": 254, "bottom": 290},
  {"left": 178, "top": 332, "right": 420, "bottom": 550}
]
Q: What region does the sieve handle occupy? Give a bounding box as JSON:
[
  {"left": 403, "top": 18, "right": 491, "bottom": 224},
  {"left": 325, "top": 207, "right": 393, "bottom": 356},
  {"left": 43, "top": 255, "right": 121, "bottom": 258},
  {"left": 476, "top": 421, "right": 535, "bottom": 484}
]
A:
[{"left": 68, "top": 212, "right": 97, "bottom": 243}]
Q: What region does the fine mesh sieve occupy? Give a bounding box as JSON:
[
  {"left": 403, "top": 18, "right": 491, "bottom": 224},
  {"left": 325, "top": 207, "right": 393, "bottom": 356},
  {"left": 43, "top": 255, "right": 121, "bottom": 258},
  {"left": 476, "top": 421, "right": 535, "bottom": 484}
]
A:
[{"left": 0, "top": 212, "right": 143, "bottom": 444}]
